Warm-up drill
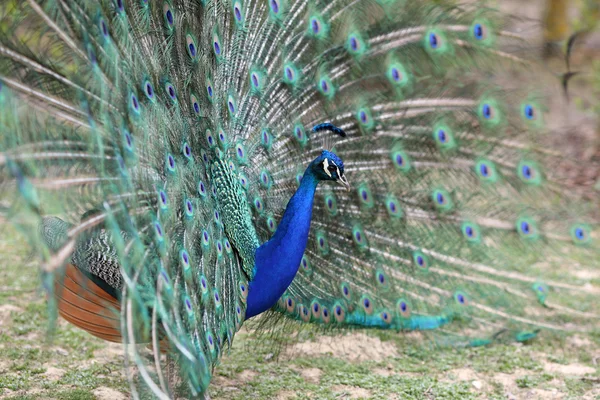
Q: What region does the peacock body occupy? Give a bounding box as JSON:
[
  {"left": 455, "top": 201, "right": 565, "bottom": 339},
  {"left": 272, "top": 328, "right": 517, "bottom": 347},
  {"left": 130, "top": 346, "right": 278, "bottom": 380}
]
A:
[{"left": 0, "top": 0, "right": 598, "bottom": 397}]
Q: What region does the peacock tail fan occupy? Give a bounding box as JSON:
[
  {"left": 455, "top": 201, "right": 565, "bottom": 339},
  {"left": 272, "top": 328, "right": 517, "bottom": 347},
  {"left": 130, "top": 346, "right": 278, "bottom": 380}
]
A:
[{"left": 0, "top": 0, "right": 598, "bottom": 397}]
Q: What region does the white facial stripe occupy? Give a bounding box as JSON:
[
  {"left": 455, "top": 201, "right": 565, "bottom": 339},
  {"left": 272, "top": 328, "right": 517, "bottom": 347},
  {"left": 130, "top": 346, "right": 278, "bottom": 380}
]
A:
[
  {"left": 323, "top": 158, "right": 332, "bottom": 177},
  {"left": 336, "top": 167, "right": 341, "bottom": 178}
]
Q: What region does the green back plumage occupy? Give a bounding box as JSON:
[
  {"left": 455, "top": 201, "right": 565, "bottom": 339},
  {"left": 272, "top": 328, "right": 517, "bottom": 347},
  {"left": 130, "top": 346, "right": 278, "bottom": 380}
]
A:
[{"left": 0, "top": 0, "right": 598, "bottom": 397}]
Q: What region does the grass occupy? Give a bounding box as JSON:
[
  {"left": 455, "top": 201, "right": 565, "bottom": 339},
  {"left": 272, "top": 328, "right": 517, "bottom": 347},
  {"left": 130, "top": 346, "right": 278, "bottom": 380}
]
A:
[{"left": 1, "top": 228, "right": 599, "bottom": 400}]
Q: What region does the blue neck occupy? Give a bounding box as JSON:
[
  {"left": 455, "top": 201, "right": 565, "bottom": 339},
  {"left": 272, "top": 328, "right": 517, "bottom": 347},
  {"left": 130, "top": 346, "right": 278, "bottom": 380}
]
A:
[{"left": 245, "top": 170, "right": 319, "bottom": 319}]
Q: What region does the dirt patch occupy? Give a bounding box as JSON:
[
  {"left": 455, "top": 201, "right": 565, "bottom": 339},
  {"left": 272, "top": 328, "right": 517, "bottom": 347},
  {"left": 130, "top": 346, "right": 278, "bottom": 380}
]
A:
[
  {"left": 542, "top": 361, "right": 596, "bottom": 376},
  {"left": 0, "top": 304, "right": 22, "bottom": 326},
  {"left": 493, "top": 369, "right": 531, "bottom": 396},
  {"left": 43, "top": 366, "right": 65, "bottom": 380},
  {"left": 92, "top": 387, "right": 127, "bottom": 400},
  {"left": 332, "top": 385, "right": 371, "bottom": 399},
  {"left": 290, "top": 366, "right": 322, "bottom": 384},
  {"left": 237, "top": 369, "right": 258, "bottom": 383},
  {"left": 285, "top": 333, "right": 396, "bottom": 362},
  {"left": 567, "top": 335, "right": 594, "bottom": 348},
  {"left": 276, "top": 391, "right": 298, "bottom": 400}
]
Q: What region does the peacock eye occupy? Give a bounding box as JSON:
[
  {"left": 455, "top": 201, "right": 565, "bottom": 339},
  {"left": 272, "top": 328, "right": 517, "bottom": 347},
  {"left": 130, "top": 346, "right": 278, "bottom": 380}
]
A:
[{"left": 328, "top": 165, "right": 336, "bottom": 171}]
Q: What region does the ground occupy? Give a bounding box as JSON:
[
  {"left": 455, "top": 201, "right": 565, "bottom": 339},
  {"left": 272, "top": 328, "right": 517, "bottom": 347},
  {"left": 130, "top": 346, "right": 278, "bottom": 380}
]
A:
[
  {"left": 1, "top": 0, "right": 600, "bottom": 399},
  {"left": 1, "top": 232, "right": 600, "bottom": 400}
]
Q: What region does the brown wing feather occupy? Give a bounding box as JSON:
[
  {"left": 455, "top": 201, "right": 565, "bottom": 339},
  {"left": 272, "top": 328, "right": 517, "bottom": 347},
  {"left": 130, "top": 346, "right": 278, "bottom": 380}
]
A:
[{"left": 54, "top": 263, "right": 122, "bottom": 343}]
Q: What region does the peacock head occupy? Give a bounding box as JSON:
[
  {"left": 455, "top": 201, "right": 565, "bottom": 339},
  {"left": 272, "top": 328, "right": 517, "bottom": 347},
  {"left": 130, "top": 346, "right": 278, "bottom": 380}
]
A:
[{"left": 310, "top": 150, "right": 350, "bottom": 191}]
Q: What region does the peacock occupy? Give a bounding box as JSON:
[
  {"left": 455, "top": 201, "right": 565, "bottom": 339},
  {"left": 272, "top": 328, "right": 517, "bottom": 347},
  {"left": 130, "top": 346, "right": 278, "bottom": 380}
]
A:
[{"left": 0, "top": 0, "right": 598, "bottom": 397}]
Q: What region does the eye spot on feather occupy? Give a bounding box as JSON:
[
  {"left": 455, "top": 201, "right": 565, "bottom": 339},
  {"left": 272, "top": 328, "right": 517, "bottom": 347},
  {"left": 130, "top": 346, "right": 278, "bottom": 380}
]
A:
[
  {"left": 207, "top": 82, "right": 214, "bottom": 99},
  {"left": 270, "top": 0, "right": 280, "bottom": 14},
  {"left": 233, "top": 2, "right": 243, "bottom": 22},
  {"left": 391, "top": 147, "right": 411, "bottom": 173},
  {"left": 206, "top": 331, "right": 215, "bottom": 350},
  {"left": 385, "top": 196, "right": 403, "bottom": 218},
  {"left": 516, "top": 217, "right": 539, "bottom": 240},
  {"left": 352, "top": 225, "right": 367, "bottom": 249},
  {"left": 310, "top": 18, "right": 320, "bottom": 34},
  {"left": 202, "top": 230, "right": 210, "bottom": 246},
  {"left": 432, "top": 189, "right": 453, "bottom": 211},
  {"left": 454, "top": 291, "right": 468, "bottom": 306},
  {"left": 236, "top": 143, "right": 246, "bottom": 161},
  {"left": 316, "top": 231, "right": 329, "bottom": 255},
  {"left": 166, "top": 154, "right": 176, "bottom": 172},
  {"left": 376, "top": 271, "right": 386, "bottom": 285},
  {"left": 123, "top": 130, "right": 133, "bottom": 151},
  {"left": 346, "top": 32, "right": 366, "bottom": 55},
  {"left": 413, "top": 251, "right": 429, "bottom": 271},
  {"left": 267, "top": 216, "right": 276, "bottom": 232},
  {"left": 213, "top": 34, "right": 222, "bottom": 56},
  {"left": 473, "top": 23, "right": 486, "bottom": 40},
  {"left": 285, "top": 297, "right": 295, "bottom": 312},
  {"left": 224, "top": 239, "right": 232, "bottom": 253},
  {"left": 311, "top": 301, "right": 321, "bottom": 319},
  {"left": 428, "top": 32, "right": 440, "bottom": 49},
  {"left": 334, "top": 304, "right": 345, "bottom": 322},
  {"left": 217, "top": 129, "right": 226, "bottom": 146},
  {"left": 214, "top": 290, "right": 221, "bottom": 306},
  {"left": 251, "top": 72, "right": 260, "bottom": 89},
  {"left": 254, "top": 197, "right": 263, "bottom": 212},
  {"left": 380, "top": 311, "right": 392, "bottom": 324},
  {"left": 340, "top": 282, "right": 351, "bottom": 300},
  {"left": 260, "top": 170, "right": 271, "bottom": 188},
  {"left": 261, "top": 129, "right": 271, "bottom": 149},
  {"left": 571, "top": 224, "right": 591, "bottom": 244},
  {"left": 239, "top": 173, "right": 249, "bottom": 190},
  {"left": 190, "top": 94, "right": 200, "bottom": 115},
  {"left": 184, "top": 297, "right": 193, "bottom": 313},
  {"left": 239, "top": 282, "right": 248, "bottom": 301},
  {"left": 163, "top": 3, "right": 174, "bottom": 28},
  {"left": 517, "top": 161, "right": 541, "bottom": 185},
  {"left": 293, "top": 124, "right": 307, "bottom": 146},
  {"left": 182, "top": 142, "right": 192, "bottom": 159},
  {"left": 164, "top": 83, "right": 176, "bottom": 102},
  {"left": 154, "top": 222, "right": 163, "bottom": 239},
  {"left": 205, "top": 130, "right": 215, "bottom": 147},
  {"left": 397, "top": 299, "right": 411, "bottom": 318},
  {"left": 186, "top": 34, "right": 197, "bottom": 58},
  {"left": 130, "top": 93, "right": 140, "bottom": 113},
  {"left": 300, "top": 305, "right": 311, "bottom": 322},
  {"left": 185, "top": 199, "right": 194, "bottom": 217},
  {"left": 160, "top": 269, "right": 170, "bottom": 285},
  {"left": 361, "top": 295, "right": 374, "bottom": 314},
  {"left": 216, "top": 240, "right": 223, "bottom": 257},
  {"left": 480, "top": 103, "right": 495, "bottom": 121},
  {"left": 99, "top": 19, "right": 109, "bottom": 38},
  {"left": 523, "top": 104, "right": 535, "bottom": 119},
  {"left": 180, "top": 249, "right": 190, "bottom": 267},
  {"left": 283, "top": 64, "right": 299, "bottom": 84},
  {"left": 158, "top": 190, "right": 168, "bottom": 209},
  {"left": 319, "top": 78, "right": 331, "bottom": 94},
  {"left": 198, "top": 180, "right": 206, "bottom": 197},
  {"left": 116, "top": 0, "right": 125, "bottom": 12},
  {"left": 296, "top": 173, "right": 303, "bottom": 186},
  {"left": 321, "top": 307, "right": 330, "bottom": 323},
  {"left": 357, "top": 183, "right": 374, "bottom": 208},
  {"left": 324, "top": 194, "right": 337, "bottom": 216},
  {"left": 480, "top": 163, "right": 489, "bottom": 176},
  {"left": 228, "top": 95, "right": 236, "bottom": 116},
  {"left": 214, "top": 210, "right": 220, "bottom": 224},
  {"left": 142, "top": 81, "right": 155, "bottom": 101},
  {"left": 356, "top": 108, "right": 374, "bottom": 130}
]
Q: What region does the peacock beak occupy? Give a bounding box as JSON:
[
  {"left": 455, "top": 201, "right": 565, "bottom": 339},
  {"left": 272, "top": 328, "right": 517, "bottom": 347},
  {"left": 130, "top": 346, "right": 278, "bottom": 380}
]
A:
[{"left": 338, "top": 173, "right": 350, "bottom": 191}]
